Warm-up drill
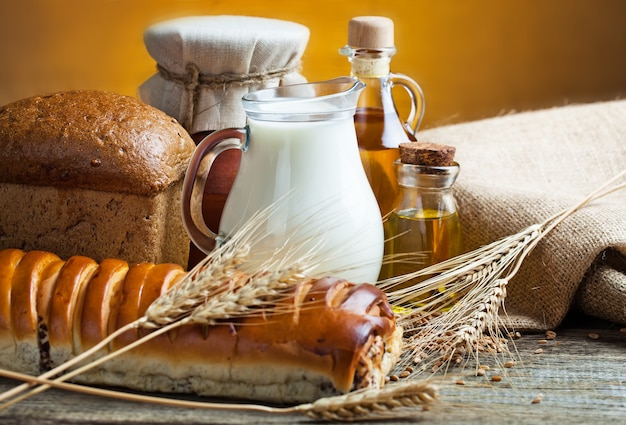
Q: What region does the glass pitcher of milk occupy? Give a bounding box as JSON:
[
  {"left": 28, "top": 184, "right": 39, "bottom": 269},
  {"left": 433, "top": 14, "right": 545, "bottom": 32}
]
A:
[{"left": 181, "top": 77, "right": 384, "bottom": 283}]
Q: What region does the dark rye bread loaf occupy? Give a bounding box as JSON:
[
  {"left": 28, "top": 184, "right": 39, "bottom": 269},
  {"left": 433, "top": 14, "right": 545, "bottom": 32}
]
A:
[{"left": 0, "top": 90, "right": 196, "bottom": 267}]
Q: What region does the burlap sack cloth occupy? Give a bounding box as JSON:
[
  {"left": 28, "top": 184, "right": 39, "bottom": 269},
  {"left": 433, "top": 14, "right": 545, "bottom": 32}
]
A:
[
  {"left": 138, "top": 15, "right": 310, "bottom": 134},
  {"left": 418, "top": 100, "right": 626, "bottom": 331}
]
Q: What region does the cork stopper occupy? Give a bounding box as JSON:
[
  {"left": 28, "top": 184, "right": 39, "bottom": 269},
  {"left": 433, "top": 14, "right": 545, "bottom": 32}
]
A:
[
  {"left": 347, "top": 16, "right": 395, "bottom": 48},
  {"left": 399, "top": 142, "right": 457, "bottom": 166}
]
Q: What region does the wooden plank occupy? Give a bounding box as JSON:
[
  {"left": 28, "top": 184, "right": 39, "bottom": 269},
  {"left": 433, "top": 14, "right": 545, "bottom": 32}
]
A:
[
  {"left": 421, "top": 316, "right": 626, "bottom": 424},
  {"left": 0, "top": 315, "right": 624, "bottom": 424}
]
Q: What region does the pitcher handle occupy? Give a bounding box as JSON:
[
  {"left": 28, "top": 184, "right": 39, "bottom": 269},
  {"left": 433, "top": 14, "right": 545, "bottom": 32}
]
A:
[
  {"left": 181, "top": 127, "right": 248, "bottom": 254},
  {"left": 390, "top": 73, "right": 425, "bottom": 136}
]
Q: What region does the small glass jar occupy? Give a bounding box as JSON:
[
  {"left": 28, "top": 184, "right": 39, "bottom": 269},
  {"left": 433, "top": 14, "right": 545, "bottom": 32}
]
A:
[{"left": 379, "top": 160, "right": 462, "bottom": 299}]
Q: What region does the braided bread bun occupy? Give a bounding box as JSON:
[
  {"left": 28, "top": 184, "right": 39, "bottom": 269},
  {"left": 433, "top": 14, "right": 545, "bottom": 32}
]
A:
[{"left": 0, "top": 249, "right": 402, "bottom": 403}]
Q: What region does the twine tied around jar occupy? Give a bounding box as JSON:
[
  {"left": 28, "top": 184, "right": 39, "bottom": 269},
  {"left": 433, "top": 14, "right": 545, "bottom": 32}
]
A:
[{"left": 156, "top": 61, "right": 302, "bottom": 131}]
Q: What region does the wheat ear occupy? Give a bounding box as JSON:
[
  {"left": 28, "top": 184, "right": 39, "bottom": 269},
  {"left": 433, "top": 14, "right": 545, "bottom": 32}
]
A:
[
  {"left": 0, "top": 269, "right": 309, "bottom": 410},
  {"left": 142, "top": 205, "right": 271, "bottom": 327},
  {"left": 0, "top": 211, "right": 258, "bottom": 407},
  {"left": 1, "top": 261, "right": 316, "bottom": 410},
  {"left": 295, "top": 381, "right": 438, "bottom": 421},
  {"left": 0, "top": 203, "right": 321, "bottom": 409},
  {"left": 391, "top": 168, "right": 626, "bottom": 374}
]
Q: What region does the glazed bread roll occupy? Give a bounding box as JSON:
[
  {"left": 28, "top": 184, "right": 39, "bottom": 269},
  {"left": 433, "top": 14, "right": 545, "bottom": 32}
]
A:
[
  {"left": 0, "top": 91, "right": 196, "bottom": 267},
  {"left": 0, "top": 249, "right": 402, "bottom": 404}
]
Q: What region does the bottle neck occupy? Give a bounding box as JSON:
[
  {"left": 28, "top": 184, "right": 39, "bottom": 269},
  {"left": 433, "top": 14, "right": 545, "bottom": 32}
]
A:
[
  {"left": 350, "top": 56, "right": 391, "bottom": 78},
  {"left": 396, "top": 162, "right": 460, "bottom": 190},
  {"left": 394, "top": 162, "right": 460, "bottom": 215},
  {"left": 339, "top": 46, "right": 395, "bottom": 78}
]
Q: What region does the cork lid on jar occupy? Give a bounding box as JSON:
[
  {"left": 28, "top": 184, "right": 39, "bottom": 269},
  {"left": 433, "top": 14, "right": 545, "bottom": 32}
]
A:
[{"left": 399, "top": 142, "right": 457, "bottom": 166}]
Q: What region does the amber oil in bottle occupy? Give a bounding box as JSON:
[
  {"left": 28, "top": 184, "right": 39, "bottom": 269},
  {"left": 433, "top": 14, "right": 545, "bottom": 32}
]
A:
[
  {"left": 380, "top": 142, "right": 462, "bottom": 306},
  {"left": 340, "top": 16, "right": 425, "bottom": 218}
]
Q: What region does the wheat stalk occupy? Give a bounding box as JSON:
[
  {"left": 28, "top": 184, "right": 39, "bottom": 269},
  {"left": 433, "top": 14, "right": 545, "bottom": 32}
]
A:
[
  {"left": 0, "top": 267, "right": 312, "bottom": 410},
  {"left": 1, "top": 169, "right": 624, "bottom": 419},
  {"left": 4, "top": 271, "right": 310, "bottom": 410},
  {"left": 142, "top": 201, "right": 282, "bottom": 328},
  {"left": 410, "top": 278, "right": 508, "bottom": 373},
  {"left": 0, "top": 369, "right": 438, "bottom": 422},
  {"left": 388, "top": 168, "right": 626, "bottom": 375},
  {"left": 0, "top": 194, "right": 377, "bottom": 410},
  {"left": 0, "top": 203, "right": 322, "bottom": 409}
]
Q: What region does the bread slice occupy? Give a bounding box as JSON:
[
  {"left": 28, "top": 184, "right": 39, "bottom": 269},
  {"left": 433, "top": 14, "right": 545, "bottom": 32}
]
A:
[
  {"left": 9, "top": 250, "right": 61, "bottom": 375},
  {"left": 0, "top": 90, "right": 196, "bottom": 267},
  {"left": 79, "top": 258, "right": 129, "bottom": 351},
  {"left": 46, "top": 256, "right": 99, "bottom": 368},
  {"left": 0, "top": 249, "right": 26, "bottom": 363}
]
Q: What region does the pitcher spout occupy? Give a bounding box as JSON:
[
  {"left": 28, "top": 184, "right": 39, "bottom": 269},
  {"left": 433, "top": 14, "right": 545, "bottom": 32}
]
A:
[{"left": 242, "top": 77, "right": 365, "bottom": 122}]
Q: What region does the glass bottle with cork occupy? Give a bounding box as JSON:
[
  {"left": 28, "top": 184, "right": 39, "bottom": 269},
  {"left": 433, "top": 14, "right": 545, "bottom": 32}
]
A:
[
  {"left": 379, "top": 141, "right": 462, "bottom": 304},
  {"left": 339, "top": 16, "right": 425, "bottom": 218}
]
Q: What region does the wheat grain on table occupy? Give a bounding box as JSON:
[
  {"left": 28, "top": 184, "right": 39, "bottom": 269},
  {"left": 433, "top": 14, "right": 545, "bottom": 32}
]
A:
[{"left": 0, "top": 315, "right": 624, "bottom": 425}]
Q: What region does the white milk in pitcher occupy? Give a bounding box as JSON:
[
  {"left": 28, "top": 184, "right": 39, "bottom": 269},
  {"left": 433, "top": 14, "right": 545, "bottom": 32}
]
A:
[{"left": 218, "top": 114, "right": 384, "bottom": 284}]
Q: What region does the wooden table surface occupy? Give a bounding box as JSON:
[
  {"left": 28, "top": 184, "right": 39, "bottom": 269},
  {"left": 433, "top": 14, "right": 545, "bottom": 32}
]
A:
[{"left": 0, "top": 314, "right": 624, "bottom": 425}]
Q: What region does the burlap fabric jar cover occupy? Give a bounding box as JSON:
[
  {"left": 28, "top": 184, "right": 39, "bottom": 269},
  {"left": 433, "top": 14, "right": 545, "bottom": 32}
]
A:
[
  {"left": 139, "top": 15, "right": 310, "bottom": 133},
  {"left": 418, "top": 100, "right": 626, "bottom": 330}
]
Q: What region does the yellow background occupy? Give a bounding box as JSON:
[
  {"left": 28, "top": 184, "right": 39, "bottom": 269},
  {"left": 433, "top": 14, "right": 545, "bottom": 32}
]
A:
[{"left": 1, "top": 0, "right": 625, "bottom": 129}]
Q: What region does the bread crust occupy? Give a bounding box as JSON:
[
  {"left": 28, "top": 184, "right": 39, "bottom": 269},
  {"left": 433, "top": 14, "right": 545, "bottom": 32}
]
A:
[
  {"left": 43, "top": 256, "right": 98, "bottom": 369},
  {"left": 0, "top": 249, "right": 26, "bottom": 358},
  {"left": 0, "top": 90, "right": 196, "bottom": 195},
  {"left": 9, "top": 250, "right": 61, "bottom": 374},
  {"left": 79, "top": 258, "right": 129, "bottom": 351}
]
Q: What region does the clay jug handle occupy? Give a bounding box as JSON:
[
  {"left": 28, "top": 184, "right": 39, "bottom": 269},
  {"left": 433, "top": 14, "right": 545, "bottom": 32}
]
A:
[{"left": 181, "top": 127, "right": 248, "bottom": 254}]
